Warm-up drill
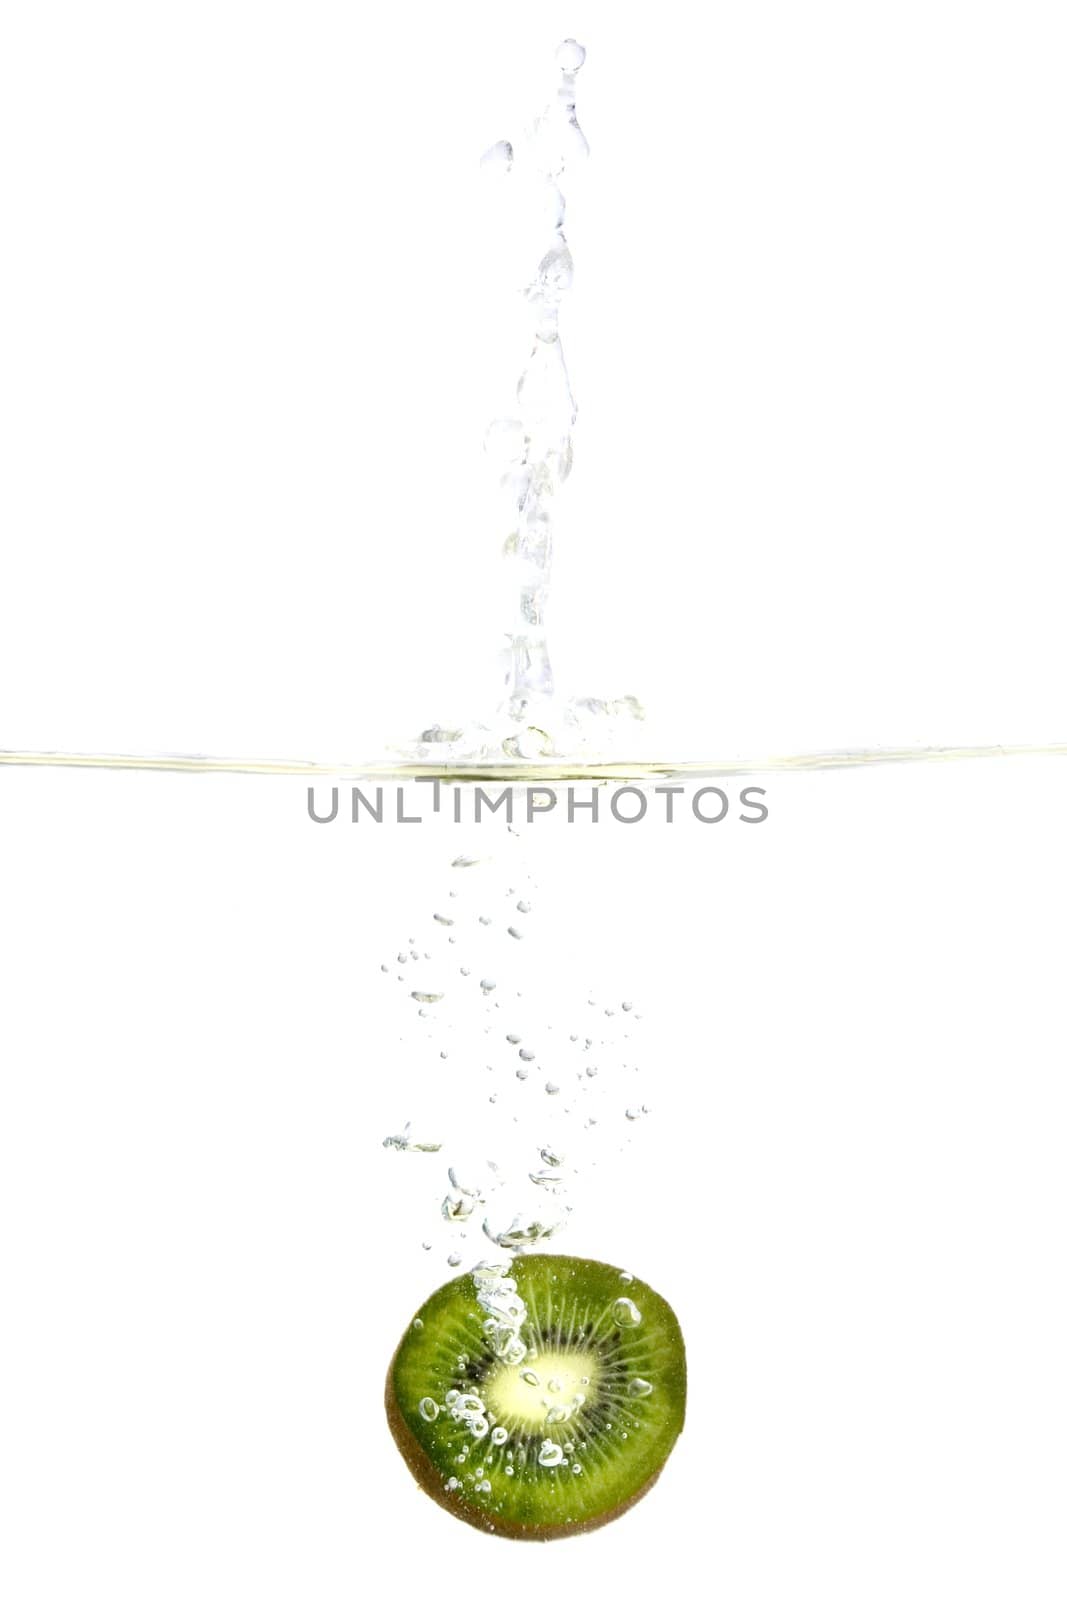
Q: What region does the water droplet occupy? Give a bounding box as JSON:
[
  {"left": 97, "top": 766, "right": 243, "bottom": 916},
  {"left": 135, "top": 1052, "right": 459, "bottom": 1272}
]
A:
[
  {"left": 628, "top": 1379, "right": 654, "bottom": 1398},
  {"left": 506, "top": 1033, "right": 521, "bottom": 1044},
  {"left": 545, "top": 1405, "right": 568, "bottom": 1424},
  {"left": 419, "top": 1397, "right": 440, "bottom": 1421},
  {"left": 522, "top": 1370, "right": 540, "bottom": 1387},
  {"left": 538, "top": 1440, "right": 565, "bottom": 1468},
  {"left": 612, "top": 1297, "right": 642, "bottom": 1328},
  {"left": 413, "top": 1318, "right": 424, "bottom": 1330},
  {"left": 619, "top": 1270, "right": 634, "bottom": 1284}
]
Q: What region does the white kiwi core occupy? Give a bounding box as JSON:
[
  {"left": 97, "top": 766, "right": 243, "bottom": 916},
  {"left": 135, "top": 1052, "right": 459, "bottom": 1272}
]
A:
[{"left": 484, "top": 1349, "right": 601, "bottom": 1433}]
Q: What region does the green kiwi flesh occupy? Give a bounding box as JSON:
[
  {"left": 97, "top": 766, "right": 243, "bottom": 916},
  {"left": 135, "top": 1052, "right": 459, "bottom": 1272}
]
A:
[{"left": 385, "top": 1254, "right": 686, "bottom": 1539}]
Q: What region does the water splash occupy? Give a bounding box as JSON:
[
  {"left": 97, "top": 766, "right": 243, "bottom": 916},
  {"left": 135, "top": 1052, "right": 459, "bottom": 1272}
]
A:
[{"left": 487, "top": 39, "right": 588, "bottom": 723}]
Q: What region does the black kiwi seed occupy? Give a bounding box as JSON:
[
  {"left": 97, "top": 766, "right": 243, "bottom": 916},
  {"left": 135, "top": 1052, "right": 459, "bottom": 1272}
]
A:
[{"left": 385, "top": 1253, "right": 687, "bottom": 1540}]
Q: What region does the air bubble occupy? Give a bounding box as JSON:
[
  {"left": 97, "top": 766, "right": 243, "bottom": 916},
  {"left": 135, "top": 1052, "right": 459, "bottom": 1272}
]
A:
[
  {"left": 419, "top": 1398, "right": 440, "bottom": 1421},
  {"left": 545, "top": 1082, "right": 560, "bottom": 1095},
  {"left": 556, "top": 38, "right": 586, "bottom": 72},
  {"left": 442, "top": 1192, "right": 476, "bottom": 1223},
  {"left": 612, "top": 1297, "right": 642, "bottom": 1328},
  {"left": 628, "top": 1378, "right": 654, "bottom": 1398},
  {"left": 538, "top": 1441, "right": 565, "bottom": 1468},
  {"left": 480, "top": 138, "right": 514, "bottom": 171}
]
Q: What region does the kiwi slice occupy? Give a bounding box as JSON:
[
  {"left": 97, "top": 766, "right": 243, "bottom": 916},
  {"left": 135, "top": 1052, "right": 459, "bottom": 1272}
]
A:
[{"left": 385, "top": 1253, "right": 686, "bottom": 1539}]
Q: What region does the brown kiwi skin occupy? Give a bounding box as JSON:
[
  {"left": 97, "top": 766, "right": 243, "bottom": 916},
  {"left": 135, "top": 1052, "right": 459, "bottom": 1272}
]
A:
[{"left": 383, "top": 1261, "right": 686, "bottom": 1541}]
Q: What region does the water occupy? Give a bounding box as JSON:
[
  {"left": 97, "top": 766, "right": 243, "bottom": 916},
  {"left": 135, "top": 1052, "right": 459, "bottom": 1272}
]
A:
[{"left": 379, "top": 813, "right": 651, "bottom": 1279}]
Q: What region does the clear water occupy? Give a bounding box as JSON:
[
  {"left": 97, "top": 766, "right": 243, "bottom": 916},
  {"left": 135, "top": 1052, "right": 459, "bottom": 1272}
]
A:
[{"left": 379, "top": 818, "right": 650, "bottom": 1280}]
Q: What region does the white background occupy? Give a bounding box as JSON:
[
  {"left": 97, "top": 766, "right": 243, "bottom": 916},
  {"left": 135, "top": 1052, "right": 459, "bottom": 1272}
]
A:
[{"left": 2, "top": 4, "right": 1066, "bottom": 1598}]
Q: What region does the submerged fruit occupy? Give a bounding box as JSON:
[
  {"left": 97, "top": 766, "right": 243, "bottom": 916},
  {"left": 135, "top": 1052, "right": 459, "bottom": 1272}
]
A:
[{"left": 385, "top": 1254, "right": 686, "bottom": 1539}]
